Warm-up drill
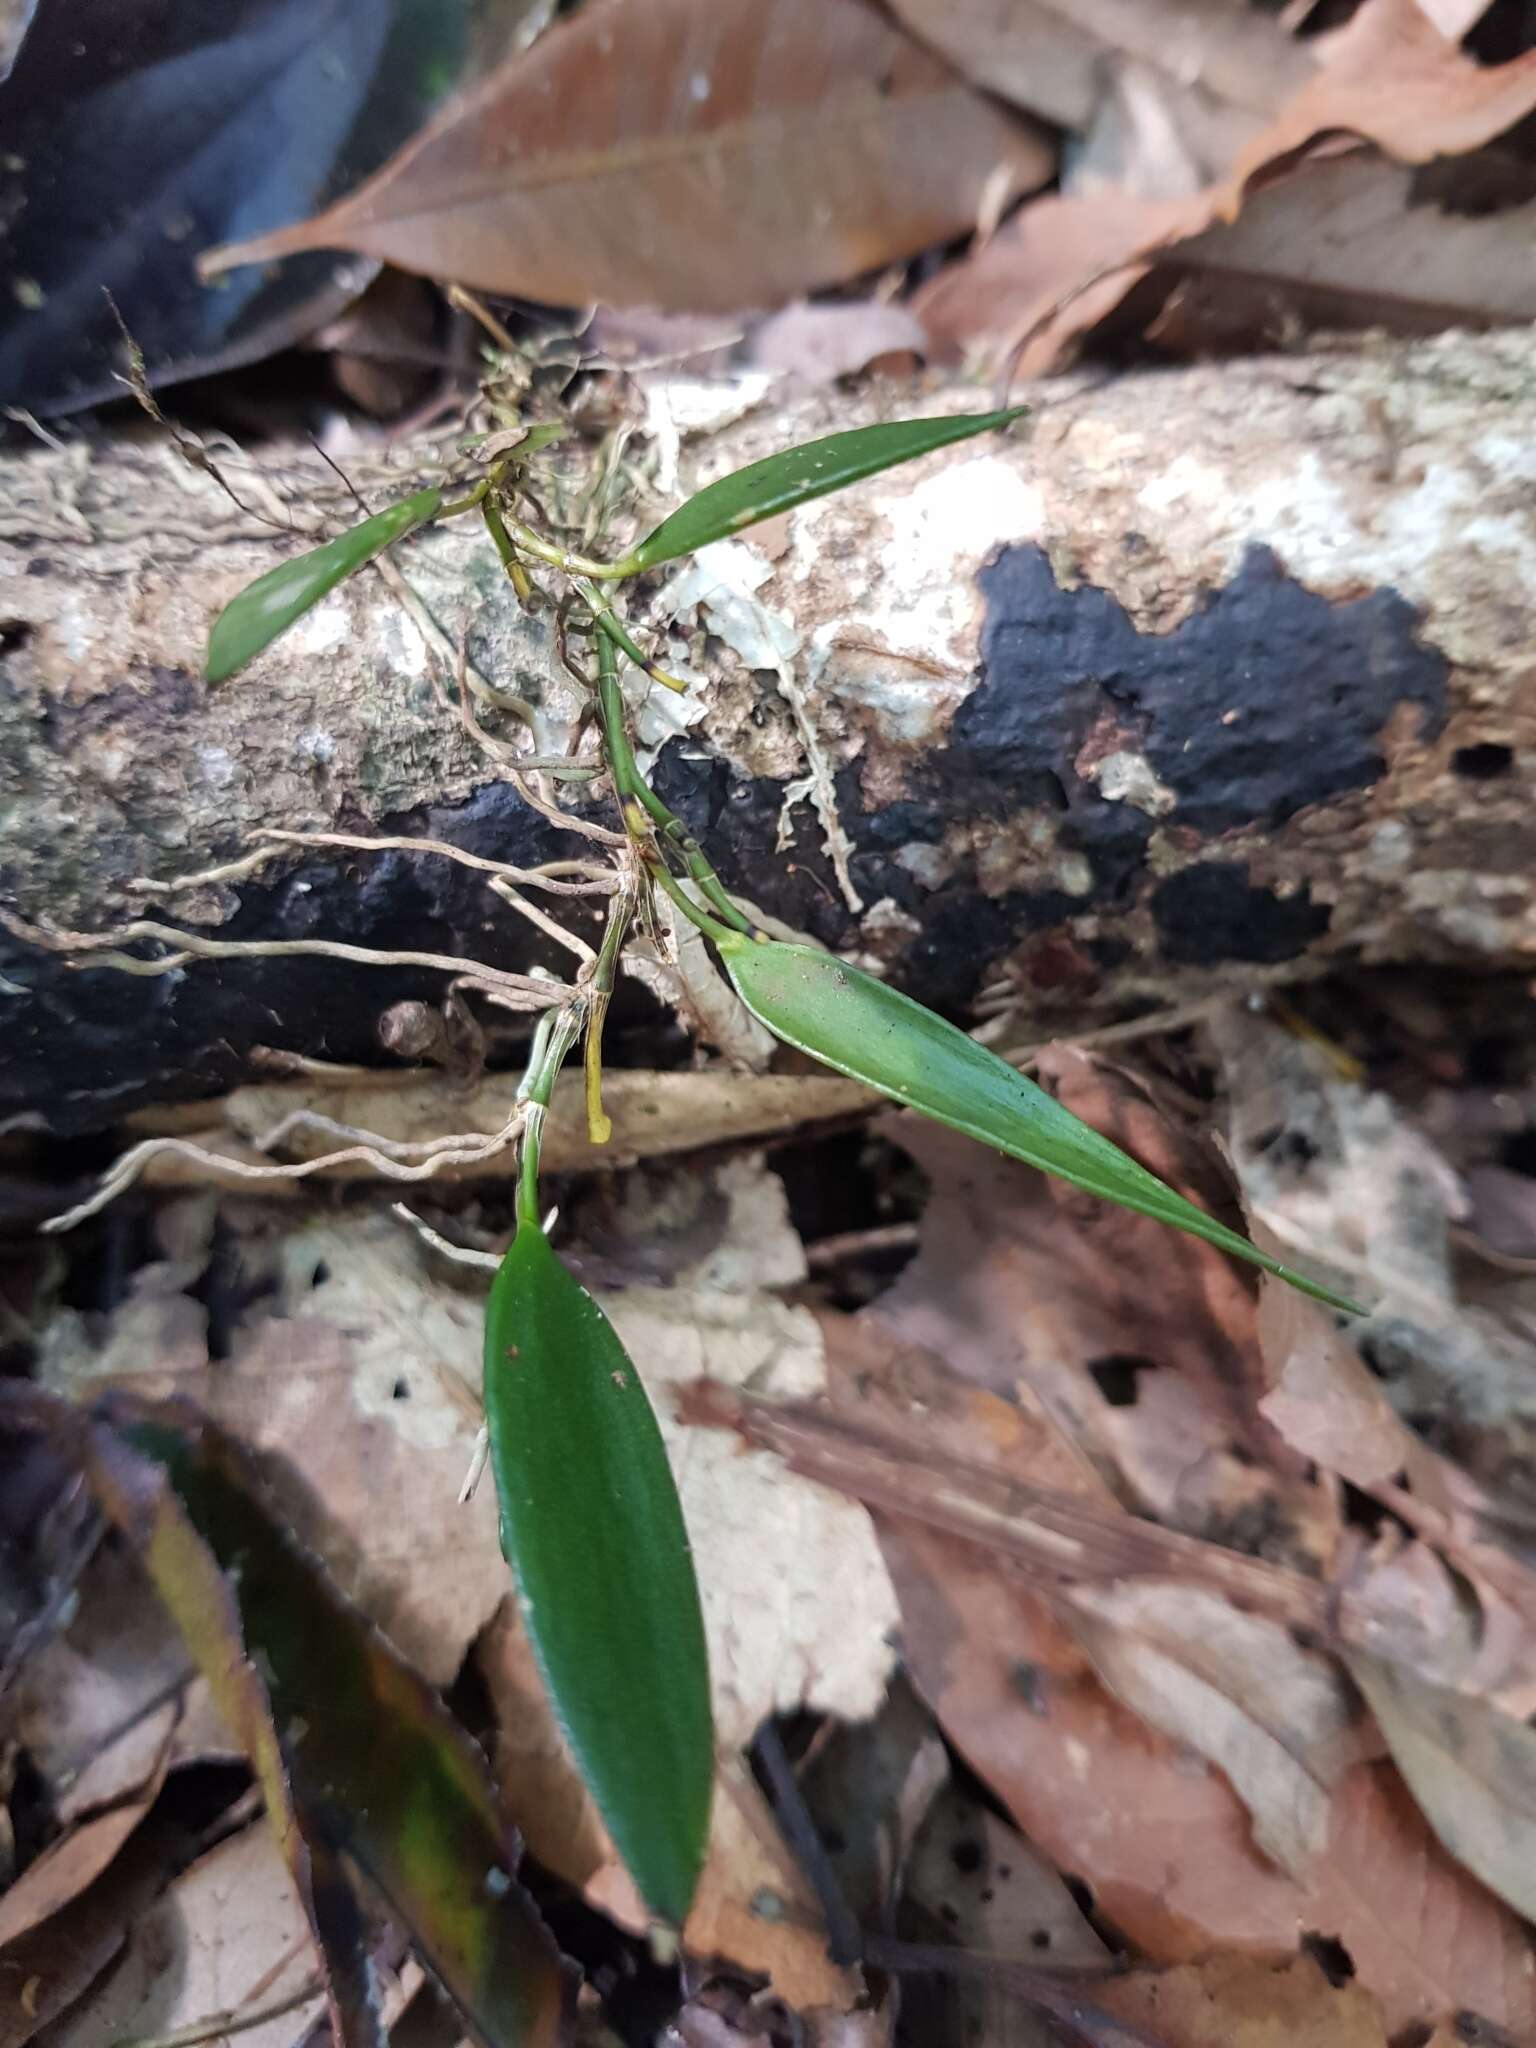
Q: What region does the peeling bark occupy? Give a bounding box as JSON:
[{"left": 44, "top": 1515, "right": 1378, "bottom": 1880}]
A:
[{"left": 4, "top": 329, "right": 1535, "bottom": 1131}]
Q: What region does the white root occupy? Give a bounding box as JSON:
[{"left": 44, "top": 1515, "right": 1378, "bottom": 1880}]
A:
[{"left": 42, "top": 1109, "right": 529, "bottom": 1233}]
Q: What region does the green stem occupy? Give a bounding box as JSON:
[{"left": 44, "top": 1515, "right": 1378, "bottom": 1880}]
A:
[
  {"left": 594, "top": 638, "right": 754, "bottom": 937},
  {"left": 496, "top": 515, "right": 629, "bottom": 581},
  {"left": 576, "top": 578, "right": 687, "bottom": 695},
  {"left": 482, "top": 497, "right": 533, "bottom": 603},
  {"left": 515, "top": 1006, "right": 582, "bottom": 1233},
  {"left": 633, "top": 829, "right": 747, "bottom": 951},
  {"left": 437, "top": 470, "right": 499, "bottom": 521}
]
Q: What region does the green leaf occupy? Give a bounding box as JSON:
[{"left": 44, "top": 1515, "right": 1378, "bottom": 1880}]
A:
[
  {"left": 205, "top": 486, "right": 442, "bottom": 683},
  {"left": 716, "top": 936, "right": 1361, "bottom": 1316},
  {"left": 612, "top": 409, "right": 1028, "bottom": 574},
  {"left": 484, "top": 1224, "right": 712, "bottom": 1928},
  {"left": 82, "top": 1396, "right": 567, "bottom": 2048}
]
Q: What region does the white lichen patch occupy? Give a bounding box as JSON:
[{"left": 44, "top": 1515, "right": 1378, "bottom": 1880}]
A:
[
  {"left": 873, "top": 456, "right": 1045, "bottom": 667},
  {"left": 197, "top": 745, "right": 235, "bottom": 789},
  {"left": 374, "top": 606, "right": 430, "bottom": 680},
  {"left": 1086, "top": 747, "right": 1178, "bottom": 817},
  {"left": 296, "top": 596, "right": 350, "bottom": 654}
]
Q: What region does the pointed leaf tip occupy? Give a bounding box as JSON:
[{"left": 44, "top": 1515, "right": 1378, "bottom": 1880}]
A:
[
  {"left": 205, "top": 486, "right": 442, "bottom": 683},
  {"left": 718, "top": 936, "right": 1362, "bottom": 1316},
  {"left": 614, "top": 408, "right": 1029, "bottom": 574}
]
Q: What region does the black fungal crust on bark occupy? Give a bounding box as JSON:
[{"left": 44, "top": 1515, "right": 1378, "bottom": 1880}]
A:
[
  {"left": 0, "top": 545, "right": 1451, "bottom": 1133},
  {"left": 967, "top": 542, "right": 1447, "bottom": 833}
]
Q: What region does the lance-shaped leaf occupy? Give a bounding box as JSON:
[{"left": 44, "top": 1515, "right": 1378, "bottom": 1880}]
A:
[
  {"left": 484, "top": 1223, "right": 712, "bottom": 1929},
  {"left": 715, "top": 935, "right": 1360, "bottom": 1315},
  {"left": 82, "top": 1394, "right": 567, "bottom": 2048},
  {"left": 612, "top": 409, "right": 1027, "bottom": 574},
  {"left": 206, "top": 486, "right": 442, "bottom": 683}
]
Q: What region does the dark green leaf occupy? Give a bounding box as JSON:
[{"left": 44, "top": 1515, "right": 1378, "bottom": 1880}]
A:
[
  {"left": 83, "top": 1396, "right": 567, "bottom": 2048},
  {"left": 205, "top": 486, "right": 442, "bottom": 683},
  {"left": 484, "top": 1224, "right": 712, "bottom": 1927},
  {"left": 716, "top": 936, "right": 1361, "bottom": 1315},
  {"left": 612, "top": 409, "right": 1028, "bottom": 574}
]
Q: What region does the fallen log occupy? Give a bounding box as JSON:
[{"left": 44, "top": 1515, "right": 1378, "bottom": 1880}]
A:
[{"left": 4, "top": 327, "right": 1534, "bottom": 1132}]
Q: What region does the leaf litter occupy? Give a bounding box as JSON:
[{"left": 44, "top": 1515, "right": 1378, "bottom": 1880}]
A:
[
  {"left": 18, "top": 981, "right": 1536, "bottom": 2043},
  {"left": 16, "top": 8, "right": 1536, "bottom": 2031},
  {"left": 679, "top": 1030, "right": 1536, "bottom": 2037}
]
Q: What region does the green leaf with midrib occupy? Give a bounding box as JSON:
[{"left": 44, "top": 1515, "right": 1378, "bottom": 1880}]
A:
[
  {"left": 484, "top": 1224, "right": 713, "bottom": 1928},
  {"left": 717, "top": 936, "right": 1361, "bottom": 1316},
  {"left": 612, "top": 409, "right": 1028, "bottom": 574}
]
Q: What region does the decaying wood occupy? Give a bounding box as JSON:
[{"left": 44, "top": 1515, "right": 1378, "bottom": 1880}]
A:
[{"left": 4, "top": 328, "right": 1535, "bottom": 1131}]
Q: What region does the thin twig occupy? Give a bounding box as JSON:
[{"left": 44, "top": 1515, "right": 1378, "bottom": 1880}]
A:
[
  {"left": 804, "top": 1223, "right": 919, "bottom": 1271},
  {"left": 752, "top": 1721, "right": 863, "bottom": 1968},
  {"left": 112, "top": 1976, "right": 325, "bottom": 2048},
  {"left": 391, "top": 1204, "right": 501, "bottom": 1273}
]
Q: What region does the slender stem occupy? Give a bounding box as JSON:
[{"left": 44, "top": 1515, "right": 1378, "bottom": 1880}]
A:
[
  {"left": 514, "top": 1006, "right": 581, "bottom": 1232},
  {"left": 632, "top": 821, "right": 745, "bottom": 949},
  {"left": 437, "top": 475, "right": 494, "bottom": 520},
  {"left": 496, "top": 513, "right": 629, "bottom": 580},
  {"left": 482, "top": 498, "right": 533, "bottom": 603},
  {"left": 594, "top": 638, "right": 754, "bottom": 936},
  {"left": 575, "top": 577, "right": 687, "bottom": 694},
  {"left": 581, "top": 882, "right": 634, "bottom": 1145}
]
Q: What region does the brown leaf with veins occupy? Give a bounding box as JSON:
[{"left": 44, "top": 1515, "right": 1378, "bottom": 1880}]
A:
[{"left": 201, "top": 0, "right": 1053, "bottom": 313}]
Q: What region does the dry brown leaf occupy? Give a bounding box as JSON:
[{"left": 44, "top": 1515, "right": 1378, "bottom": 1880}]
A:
[
  {"left": 1095, "top": 1953, "right": 1391, "bottom": 2048},
  {"left": 746, "top": 302, "right": 927, "bottom": 385},
  {"left": 1064, "top": 1582, "right": 1370, "bottom": 1880},
  {"left": 1151, "top": 151, "right": 1536, "bottom": 355},
  {"left": 46, "top": 1823, "right": 325, "bottom": 2048},
  {"left": 201, "top": 0, "right": 1052, "bottom": 312},
  {"left": 887, "top": 0, "right": 1312, "bottom": 136},
  {"left": 890, "top": 1541, "right": 1536, "bottom": 2033},
  {"left": 41, "top": 1204, "right": 507, "bottom": 1689},
  {"left": 1251, "top": 0, "right": 1536, "bottom": 172},
  {"left": 1346, "top": 1651, "right": 1536, "bottom": 1928},
  {"left": 873, "top": 1056, "right": 1336, "bottom": 1565},
  {"left": 916, "top": 0, "right": 1536, "bottom": 362},
  {"left": 12, "top": 1543, "right": 193, "bottom": 1824},
  {"left": 0, "top": 1702, "right": 175, "bottom": 1950},
  {"left": 0, "top": 1810, "right": 183, "bottom": 2048},
  {"left": 779, "top": 1289, "right": 1536, "bottom": 2032}
]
